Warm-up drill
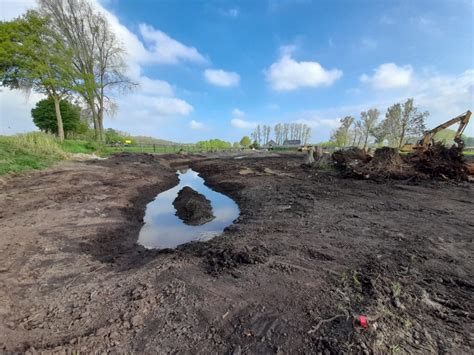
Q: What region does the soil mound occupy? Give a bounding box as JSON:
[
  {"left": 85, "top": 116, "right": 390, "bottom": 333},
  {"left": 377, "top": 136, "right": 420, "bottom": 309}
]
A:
[
  {"left": 173, "top": 186, "right": 215, "bottom": 225},
  {"left": 332, "top": 147, "right": 372, "bottom": 169},
  {"left": 353, "top": 147, "right": 418, "bottom": 180},
  {"left": 406, "top": 143, "right": 468, "bottom": 181},
  {"left": 333, "top": 144, "right": 469, "bottom": 181}
]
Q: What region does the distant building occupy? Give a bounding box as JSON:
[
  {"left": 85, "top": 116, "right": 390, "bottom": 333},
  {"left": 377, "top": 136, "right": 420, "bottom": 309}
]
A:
[
  {"left": 283, "top": 139, "right": 301, "bottom": 146},
  {"left": 265, "top": 139, "right": 277, "bottom": 147}
]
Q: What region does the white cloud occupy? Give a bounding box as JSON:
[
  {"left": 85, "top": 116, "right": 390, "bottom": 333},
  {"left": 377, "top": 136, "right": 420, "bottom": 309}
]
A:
[
  {"left": 0, "top": 89, "right": 43, "bottom": 135},
  {"left": 138, "top": 77, "right": 174, "bottom": 96},
  {"left": 232, "top": 108, "right": 245, "bottom": 118},
  {"left": 153, "top": 97, "right": 193, "bottom": 116},
  {"left": 360, "top": 63, "right": 413, "bottom": 89},
  {"left": 139, "top": 24, "right": 207, "bottom": 64},
  {"left": 230, "top": 118, "right": 258, "bottom": 129},
  {"left": 189, "top": 120, "right": 204, "bottom": 129},
  {"left": 204, "top": 69, "right": 240, "bottom": 87},
  {"left": 266, "top": 49, "right": 342, "bottom": 91}
]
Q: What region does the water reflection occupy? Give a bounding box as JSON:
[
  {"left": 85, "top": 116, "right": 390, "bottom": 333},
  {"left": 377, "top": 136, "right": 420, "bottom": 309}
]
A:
[{"left": 138, "top": 169, "right": 240, "bottom": 249}]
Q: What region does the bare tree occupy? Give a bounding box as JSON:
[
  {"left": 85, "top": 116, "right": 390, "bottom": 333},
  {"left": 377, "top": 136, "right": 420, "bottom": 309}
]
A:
[
  {"left": 302, "top": 124, "right": 311, "bottom": 144},
  {"left": 283, "top": 123, "right": 289, "bottom": 142},
  {"left": 262, "top": 125, "right": 271, "bottom": 144},
  {"left": 39, "top": 0, "right": 135, "bottom": 141},
  {"left": 274, "top": 123, "right": 283, "bottom": 145}
]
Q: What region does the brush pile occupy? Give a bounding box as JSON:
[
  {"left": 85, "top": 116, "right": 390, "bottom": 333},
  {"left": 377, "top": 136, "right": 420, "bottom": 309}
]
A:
[{"left": 332, "top": 143, "right": 469, "bottom": 181}]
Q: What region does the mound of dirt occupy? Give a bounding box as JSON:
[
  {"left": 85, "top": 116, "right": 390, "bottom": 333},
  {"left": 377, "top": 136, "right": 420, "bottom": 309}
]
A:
[
  {"left": 352, "top": 147, "right": 419, "bottom": 180},
  {"left": 333, "top": 144, "right": 469, "bottom": 181},
  {"left": 173, "top": 186, "right": 215, "bottom": 225},
  {"left": 332, "top": 147, "right": 372, "bottom": 169},
  {"left": 406, "top": 143, "right": 468, "bottom": 181}
]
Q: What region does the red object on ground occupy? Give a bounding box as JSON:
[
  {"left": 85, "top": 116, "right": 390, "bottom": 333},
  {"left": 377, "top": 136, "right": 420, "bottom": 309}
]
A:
[{"left": 359, "top": 316, "right": 368, "bottom": 328}]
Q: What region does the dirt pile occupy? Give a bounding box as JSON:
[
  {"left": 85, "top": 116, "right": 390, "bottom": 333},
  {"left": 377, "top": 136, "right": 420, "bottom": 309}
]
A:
[
  {"left": 352, "top": 147, "right": 417, "bottom": 180},
  {"left": 173, "top": 186, "right": 215, "bottom": 225},
  {"left": 333, "top": 144, "right": 469, "bottom": 181},
  {"left": 332, "top": 147, "right": 372, "bottom": 169},
  {"left": 406, "top": 143, "right": 468, "bottom": 181}
]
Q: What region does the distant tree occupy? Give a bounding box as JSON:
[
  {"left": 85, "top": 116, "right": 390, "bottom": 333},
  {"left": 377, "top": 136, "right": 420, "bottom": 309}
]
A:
[
  {"left": 31, "top": 97, "right": 85, "bottom": 136},
  {"left": 104, "top": 128, "right": 127, "bottom": 144},
  {"left": 0, "top": 11, "right": 76, "bottom": 141},
  {"left": 240, "top": 136, "right": 251, "bottom": 147},
  {"left": 233, "top": 142, "right": 240, "bottom": 148},
  {"left": 398, "top": 98, "right": 428, "bottom": 149},
  {"left": 262, "top": 125, "right": 271, "bottom": 144},
  {"left": 360, "top": 109, "right": 380, "bottom": 150},
  {"left": 197, "top": 139, "right": 232, "bottom": 150},
  {"left": 274, "top": 123, "right": 283, "bottom": 145},
  {"left": 251, "top": 125, "right": 263, "bottom": 145},
  {"left": 379, "top": 99, "right": 428, "bottom": 149},
  {"left": 382, "top": 103, "right": 403, "bottom": 147},
  {"left": 250, "top": 140, "right": 260, "bottom": 149},
  {"left": 331, "top": 116, "right": 354, "bottom": 147}
]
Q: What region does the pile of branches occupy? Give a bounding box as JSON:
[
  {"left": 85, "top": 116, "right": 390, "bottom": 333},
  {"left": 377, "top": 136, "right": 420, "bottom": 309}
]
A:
[{"left": 332, "top": 144, "right": 469, "bottom": 181}]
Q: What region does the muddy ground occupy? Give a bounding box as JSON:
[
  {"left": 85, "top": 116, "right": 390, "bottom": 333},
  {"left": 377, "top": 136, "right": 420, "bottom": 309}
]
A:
[{"left": 0, "top": 152, "right": 472, "bottom": 353}]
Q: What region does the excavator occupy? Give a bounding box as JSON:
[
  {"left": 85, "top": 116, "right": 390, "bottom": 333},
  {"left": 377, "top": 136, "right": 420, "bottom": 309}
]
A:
[{"left": 400, "top": 110, "right": 472, "bottom": 152}]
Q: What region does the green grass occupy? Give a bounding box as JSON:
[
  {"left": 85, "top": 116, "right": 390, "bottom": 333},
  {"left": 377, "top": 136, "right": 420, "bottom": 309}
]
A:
[
  {"left": 463, "top": 150, "right": 474, "bottom": 155},
  {"left": 0, "top": 132, "right": 66, "bottom": 175},
  {"left": 60, "top": 139, "right": 102, "bottom": 154}
]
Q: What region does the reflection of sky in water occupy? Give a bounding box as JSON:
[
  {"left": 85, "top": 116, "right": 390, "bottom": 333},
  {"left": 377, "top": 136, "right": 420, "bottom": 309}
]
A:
[{"left": 138, "top": 169, "right": 240, "bottom": 249}]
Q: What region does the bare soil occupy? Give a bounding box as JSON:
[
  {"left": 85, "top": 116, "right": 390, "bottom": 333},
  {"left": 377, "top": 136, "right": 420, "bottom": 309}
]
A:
[{"left": 0, "top": 152, "right": 473, "bottom": 353}]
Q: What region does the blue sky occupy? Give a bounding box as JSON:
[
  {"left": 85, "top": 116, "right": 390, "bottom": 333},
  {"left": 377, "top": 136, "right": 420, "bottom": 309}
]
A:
[{"left": 1, "top": 0, "right": 473, "bottom": 142}]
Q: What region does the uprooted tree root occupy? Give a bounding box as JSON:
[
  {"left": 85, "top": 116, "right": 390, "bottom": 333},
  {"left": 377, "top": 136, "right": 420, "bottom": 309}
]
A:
[{"left": 333, "top": 144, "right": 469, "bottom": 181}]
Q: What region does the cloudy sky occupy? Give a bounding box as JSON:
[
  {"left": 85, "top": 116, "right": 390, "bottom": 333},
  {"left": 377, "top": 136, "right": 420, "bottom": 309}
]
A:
[{"left": 1, "top": 0, "right": 473, "bottom": 142}]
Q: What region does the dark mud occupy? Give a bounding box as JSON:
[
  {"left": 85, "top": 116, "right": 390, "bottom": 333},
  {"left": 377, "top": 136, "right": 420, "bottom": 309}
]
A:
[
  {"left": 0, "top": 151, "right": 472, "bottom": 353},
  {"left": 173, "top": 186, "right": 215, "bottom": 226}
]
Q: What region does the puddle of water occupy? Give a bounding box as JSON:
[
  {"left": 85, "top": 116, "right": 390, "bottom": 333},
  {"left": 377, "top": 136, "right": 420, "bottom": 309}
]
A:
[{"left": 138, "top": 169, "right": 240, "bottom": 249}]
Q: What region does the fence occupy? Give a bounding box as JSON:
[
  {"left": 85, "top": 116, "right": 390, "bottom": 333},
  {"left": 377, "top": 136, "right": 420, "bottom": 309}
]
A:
[{"left": 105, "top": 143, "right": 238, "bottom": 154}]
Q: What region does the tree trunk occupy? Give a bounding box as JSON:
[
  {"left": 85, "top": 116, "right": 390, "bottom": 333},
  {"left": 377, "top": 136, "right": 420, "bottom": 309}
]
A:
[
  {"left": 398, "top": 125, "right": 406, "bottom": 150},
  {"left": 363, "top": 130, "right": 369, "bottom": 150},
  {"left": 53, "top": 96, "right": 65, "bottom": 142}
]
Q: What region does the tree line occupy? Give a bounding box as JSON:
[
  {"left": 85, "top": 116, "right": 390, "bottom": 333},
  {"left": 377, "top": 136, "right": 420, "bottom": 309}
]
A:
[
  {"left": 331, "top": 98, "right": 428, "bottom": 149},
  {"left": 0, "top": 0, "right": 133, "bottom": 142},
  {"left": 250, "top": 123, "right": 312, "bottom": 146}
]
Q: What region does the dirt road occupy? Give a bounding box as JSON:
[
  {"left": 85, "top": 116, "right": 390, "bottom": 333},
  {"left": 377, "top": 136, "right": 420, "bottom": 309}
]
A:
[{"left": 1, "top": 152, "right": 472, "bottom": 353}]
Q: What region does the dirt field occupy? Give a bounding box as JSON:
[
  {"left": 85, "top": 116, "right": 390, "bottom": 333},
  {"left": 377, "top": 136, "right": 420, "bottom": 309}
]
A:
[{"left": 1, "top": 152, "right": 473, "bottom": 353}]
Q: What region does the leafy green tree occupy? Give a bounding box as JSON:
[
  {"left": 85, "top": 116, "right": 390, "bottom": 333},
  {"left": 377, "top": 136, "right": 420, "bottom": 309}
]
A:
[
  {"left": 378, "top": 99, "right": 428, "bottom": 149},
  {"left": 104, "top": 128, "right": 127, "bottom": 144},
  {"left": 360, "top": 109, "right": 380, "bottom": 150},
  {"left": 39, "top": 0, "right": 134, "bottom": 142},
  {"left": 250, "top": 140, "right": 260, "bottom": 149},
  {"left": 31, "top": 97, "right": 85, "bottom": 136},
  {"left": 398, "top": 98, "right": 428, "bottom": 149},
  {"left": 0, "top": 11, "right": 76, "bottom": 141},
  {"left": 240, "top": 136, "right": 251, "bottom": 147},
  {"left": 197, "top": 139, "right": 232, "bottom": 150},
  {"left": 331, "top": 116, "right": 354, "bottom": 147}
]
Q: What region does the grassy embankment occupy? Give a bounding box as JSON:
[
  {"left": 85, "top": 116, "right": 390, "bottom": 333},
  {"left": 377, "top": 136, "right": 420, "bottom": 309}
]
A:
[
  {"left": 1, "top": 132, "right": 204, "bottom": 175},
  {"left": 0, "top": 133, "right": 103, "bottom": 175}
]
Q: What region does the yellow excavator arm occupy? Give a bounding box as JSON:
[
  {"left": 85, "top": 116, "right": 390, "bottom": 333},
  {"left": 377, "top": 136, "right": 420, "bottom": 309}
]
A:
[{"left": 420, "top": 110, "right": 472, "bottom": 146}]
